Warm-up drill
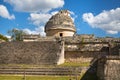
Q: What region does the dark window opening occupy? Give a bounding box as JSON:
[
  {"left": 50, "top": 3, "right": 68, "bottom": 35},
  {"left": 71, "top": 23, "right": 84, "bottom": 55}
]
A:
[{"left": 60, "top": 33, "right": 63, "bottom": 37}]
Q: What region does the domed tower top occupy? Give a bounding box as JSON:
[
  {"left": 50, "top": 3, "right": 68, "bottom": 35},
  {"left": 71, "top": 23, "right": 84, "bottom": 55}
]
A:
[{"left": 45, "top": 10, "right": 76, "bottom": 37}]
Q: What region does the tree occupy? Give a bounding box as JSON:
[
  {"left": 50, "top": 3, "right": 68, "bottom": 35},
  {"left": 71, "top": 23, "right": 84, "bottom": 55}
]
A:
[
  {"left": 8, "top": 28, "right": 26, "bottom": 41},
  {"left": 0, "top": 34, "right": 8, "bottom": 41}
]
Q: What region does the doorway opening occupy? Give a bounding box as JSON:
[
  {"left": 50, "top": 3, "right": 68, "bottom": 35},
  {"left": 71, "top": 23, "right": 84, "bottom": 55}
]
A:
[{"left": 60, "top": 33, "right": 63, "bottom": 37}]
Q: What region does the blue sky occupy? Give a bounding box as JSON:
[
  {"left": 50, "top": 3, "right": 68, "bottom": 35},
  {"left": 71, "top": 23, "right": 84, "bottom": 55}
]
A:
[{"left": 0, "top": 0, "right": 120, "bottom": 37}]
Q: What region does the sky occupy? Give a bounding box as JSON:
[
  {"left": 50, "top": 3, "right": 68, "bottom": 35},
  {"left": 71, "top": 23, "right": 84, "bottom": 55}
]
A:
[{"left": 0, "top": 0, "right": 120, "bottom": 38}]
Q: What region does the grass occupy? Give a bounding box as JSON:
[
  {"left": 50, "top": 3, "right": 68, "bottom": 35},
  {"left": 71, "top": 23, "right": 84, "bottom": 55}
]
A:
[
  {"left": 0, "top": 64, "right": 55, "bottom": 68},
  {"left": 0, "top": 62, "right": 97, "bottom": 80},
  {"left": 0, "top": 75, "right": 84, "bottom": 80},
  {"left": 0, "top": 71, "right": 97, "bottom": 80},
  {"left": 59, "top": 62, "right": 90, "bottom": 67},
  {"left": 0, "top": 62, "right": 90, "bottom": 68}
]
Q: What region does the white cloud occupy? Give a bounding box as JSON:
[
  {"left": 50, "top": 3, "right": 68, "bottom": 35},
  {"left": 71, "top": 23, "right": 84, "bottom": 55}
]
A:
[
  {"left": 3, "top": 0, "right": 65, "bottom": 36},
  {"left": 27, "top": 10, "right": 76, "bottom": 36},
  {"left": 28, "top": 13, "right": 52, "bottom": 26},
  {"left": 0, "top": 5, "right": 15, "bottom": 20},
  {"left": 5, "top": 35, "right": 11, "bottom": 38},
  {"left": 106, "top": 30, "right": 118, "bottom": 34},
  {"left": 23, "top": 28, "right": 37, "bottom": 34},
  {"left": 69, "top": 11, "right": 77, "bottom": 22},
  {"left": 35, "top": 26, "right": 46, "bottom": 36},
  {"left": 23, "top": 26, "right": 46, "bottom": 36},
  {"left": 83, "top": 8, "right": 120, "bottom": 34},
  {"left": 51, "top": 11, "right": 58, "bottom": 15},
  {"left": 69, "top": 11, "right": 75, "bottom": 15},
  {"left": 4, "top": 0, "right": 64, "bottom": 12},
  {"left": 27, "top": 13, "right": 52, "bottom": 36}
]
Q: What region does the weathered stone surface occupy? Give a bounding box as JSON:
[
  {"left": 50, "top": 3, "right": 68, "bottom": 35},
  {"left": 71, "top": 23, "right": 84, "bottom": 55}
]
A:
[
  {"left": 97, "top": 56, "right": 120, "bottom": 80},
  {"left": 45, "top": 10, "right": 76, "bottom": 37},
  {"left": 65, "top": 51, "right": 107, "bottom": 63},
  {"left": 45, "top": 10, "right": 75, "bottom": 31},
  {"left": 0, "top": 41, "right": 64, "bottom": 65},
  {"left": 104, "top": 60, "right": 120, "bottom": 80}
]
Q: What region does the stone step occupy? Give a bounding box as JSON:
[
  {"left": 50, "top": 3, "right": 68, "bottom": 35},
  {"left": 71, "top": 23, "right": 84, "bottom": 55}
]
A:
[{"left": 0, "top": 67, "right": 82, "bottom": 76}]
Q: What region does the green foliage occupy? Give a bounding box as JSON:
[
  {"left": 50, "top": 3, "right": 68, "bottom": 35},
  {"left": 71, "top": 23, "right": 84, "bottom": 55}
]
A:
[
  {"left": 81, "top": 38, "right": 84, "bottom": 43},
  {"left": 0, "top": 34, "right": 8, "bottom": 41},
  {"left": 8, "top": 28, "right": 26, "bottom": 41}
]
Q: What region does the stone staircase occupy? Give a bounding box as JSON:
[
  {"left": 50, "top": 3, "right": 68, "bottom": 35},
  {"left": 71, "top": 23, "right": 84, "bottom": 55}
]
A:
[{"left": 0, "top": 67, "right": 83, "bottom": 76}]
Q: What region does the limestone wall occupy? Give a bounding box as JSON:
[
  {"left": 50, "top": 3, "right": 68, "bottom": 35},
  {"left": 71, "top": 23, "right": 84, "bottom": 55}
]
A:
[
  {"left": 65, "top": 51, "right": 107, "bottom": 63},
  {"left": 46, "top": 29, "right": 75, "bottom": 37},
  {"left": 0, "top": 41, "right": 64, "bottom": 65},
  {"left": 97, "top": 56, "right": 120, "bottom": 80},
  {"left": 104, "top": 60, "right": 120, "bottom": 80}
]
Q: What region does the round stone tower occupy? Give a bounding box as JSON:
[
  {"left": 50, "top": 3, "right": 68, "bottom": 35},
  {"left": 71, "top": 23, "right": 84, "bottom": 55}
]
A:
[{"left": 45, "top": 10, "right": 76, "bottom": 37}]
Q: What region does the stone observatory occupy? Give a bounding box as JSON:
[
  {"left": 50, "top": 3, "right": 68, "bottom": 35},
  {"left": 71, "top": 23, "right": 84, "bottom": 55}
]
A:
[{"left": 45, "top": 10, "right": 76, "bottom": 37}]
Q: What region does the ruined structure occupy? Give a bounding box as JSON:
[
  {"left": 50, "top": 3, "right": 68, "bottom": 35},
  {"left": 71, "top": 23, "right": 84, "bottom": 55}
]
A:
[
  {"left": 0, "top": 10, "right": 120, "bottom": 79},
  {"left": 45, "top": 10, "right": 76, "bottom": 37},
  {"left": 21, "top": 34, "right": 40, "bottom": 42}
]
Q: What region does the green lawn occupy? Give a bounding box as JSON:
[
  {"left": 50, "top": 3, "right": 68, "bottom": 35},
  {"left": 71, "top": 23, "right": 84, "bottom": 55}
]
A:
[
  {"left": 0, "top": 75, "right": 83, "bottom": 80},
  {"left": 59, "top": 62, "right": 90, "bottom": 67},
  {"left": 0, "top": 62, "right": 90, "bottom": 68},
  {"left": 0, "top": 64, "right": 55, "bottom": 68},
  {"left": 0, "top": 62, "right": 96, "bottom": 80}
]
